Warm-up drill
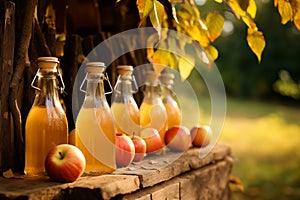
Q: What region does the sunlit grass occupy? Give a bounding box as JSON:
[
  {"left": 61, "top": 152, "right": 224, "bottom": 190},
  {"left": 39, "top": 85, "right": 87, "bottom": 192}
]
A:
[{"left": 216, "top": 98, "right": 300, "bottom": 200}]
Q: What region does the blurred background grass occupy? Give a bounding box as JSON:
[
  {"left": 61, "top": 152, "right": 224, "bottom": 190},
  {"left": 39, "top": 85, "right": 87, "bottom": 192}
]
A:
[
  {"left": 219, "top": 98, "right": 300, "bottom": 200},
  {"left": 186, "top": 1, "right": 300, "bottom": 199},
  {"left": 182, "top": 93, "right": 300, "bottom": 199}
]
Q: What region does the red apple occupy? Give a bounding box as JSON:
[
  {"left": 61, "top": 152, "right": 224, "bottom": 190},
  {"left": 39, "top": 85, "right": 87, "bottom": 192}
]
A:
[
  {"left": 131, "top": 135, "right": 147, "bottom": 162},
  {"left": 164, "top": 126, "right": 191, "bottom": 152},
  {"left": 190, "top": 125, "right": 213, "bottom": 147},
  {"left": 44, "top": 144, "right": 86, "bottom": 183},
  {"left": 139, "top": 127, "right": 162, "bottom": 155},
  {"left": 116, "top": 133, "right": 135, "bottom": 167}
]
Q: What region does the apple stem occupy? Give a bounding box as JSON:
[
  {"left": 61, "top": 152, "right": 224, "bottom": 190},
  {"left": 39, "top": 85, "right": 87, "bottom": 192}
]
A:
[
  {"left": 132, "top": 132, "right": 135, "bottom": 140},
  {"left": 59, "top": 151, "right": 64, "bottom": 159}
]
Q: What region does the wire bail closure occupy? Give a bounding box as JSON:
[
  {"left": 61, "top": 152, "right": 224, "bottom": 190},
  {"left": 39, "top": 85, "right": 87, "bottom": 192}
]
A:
[
  {"left": 113, "top": 74, "right": 138, "bottom": 94},
  {"left": 31, "top": 61, "right": 66, "bottom": 93},
  {"left": 80, "top": 72, "right": 113, "bottom": 95}
]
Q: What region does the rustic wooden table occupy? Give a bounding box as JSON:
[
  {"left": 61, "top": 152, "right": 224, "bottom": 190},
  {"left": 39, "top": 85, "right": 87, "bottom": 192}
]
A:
[{"left": 0, "top": 144, "right": 233, "bottom": 200}]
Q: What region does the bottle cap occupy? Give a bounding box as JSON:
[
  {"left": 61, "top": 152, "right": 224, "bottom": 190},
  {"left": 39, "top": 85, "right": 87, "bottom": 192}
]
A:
[
  {"left": 37, "top": 57, "right": 59, "bottom": 71},
  {"left": 159, "top": 71, "right": 175, "bottom": 85},
  {"left": 85, "top": 62, "right": 105, "bottom": 74},
  {"left": 117, "top": 65, "right": 133, "bottom": 76},
  {"left": 145, "top": 70, "right": 158, "bottom": 83}
]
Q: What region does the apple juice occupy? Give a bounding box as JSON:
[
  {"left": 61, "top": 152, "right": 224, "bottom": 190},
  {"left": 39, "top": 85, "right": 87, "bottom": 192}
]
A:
[
  {"left": 75, "top": 107, "right": 116, "bottom": 174},
  {"left": 139, "top": 102, "right": 168, "bottom": 145},
  {"left": 25, "top": 106, "right": 68, "bottom": 176},
  {"left": 159, "top": 70, "right": 181, "bottom": 129},
  {"left": 111, "top": 102, "right": 140, "bottom": 135},
  {"left": 163, "top": 101, "right": 181, "bottom": 129},
  {"left": 111, "top": 65, "right": 140, "bottom": 136}
]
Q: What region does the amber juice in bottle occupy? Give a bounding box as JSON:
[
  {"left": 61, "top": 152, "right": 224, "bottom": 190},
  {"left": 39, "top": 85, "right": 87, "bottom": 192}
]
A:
[
  {"left": 25, "top": 57, "right": 68, "bottom": 176},
  {"left": 160, "top": 71, "right": 181, "bottom": 128},
  {"left": 140, "top": 71, "right": 167, "bottom": 145},
  {"left": 111, "top": 65, "right": 140, "bottom": 135},
  {"left": 75, "top": 62, "right": 116, "bottom": 174},
  {"left": 75, "top": 107, "right": 115, "bottom": 174}
]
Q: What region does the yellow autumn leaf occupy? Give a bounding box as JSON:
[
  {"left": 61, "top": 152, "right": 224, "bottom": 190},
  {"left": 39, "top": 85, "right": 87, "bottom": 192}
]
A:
[
  {"left": 247, "top": 0, "right": 257, "bottom": 18},
  {"left": 214, "top": 0, "right": 223, "bottom": 3},
  {"left": 278, "top": 0, "right": 293, "bottom": 24},
  {"left": 184, "top": 25, "right": 210, "bottom": 47},
  {"left": 290, "top": 0, "right": 300, "bottom": 30},
  {"left": 149, "top": 0, "right": 165, "bottom": 30},
  {"left": 206, "top": 12, "right": 224, "bottom": 42},
  {"left": 229, "top": 175, "right": 245, "bottom": 192},
  {"left": 237, "top": 0, "right": 250, "bottom": 11},
  {"left": 152, "top": 49, "right": 178, "bottom": 70},
  {"left": 242, "top": 15, "right": 257, "bottom": 29},
  {"left": 204, "top": 45, "right": 219, "bottom": 61},
  {"left": 178, "top": 56, "right": 195, "bottom": 80},
  {"left": 274, "top": 0, "right": 278, "bottom": 7},
  {"left": 247, "top": 28, "right": 266, "bottom": 62},
  {"left": 137, "top": 0, "right": 154, "bottom": 20},
  {"left": 153, "top": 63, "right": 167, "bottom": 78},
  {"left": 294, "top": 11, "right": 300, "bottom": 30},
  {"left": 228, "top": 0, "right": 246, "bottom": 18},
  {"left": 147, "top": 48, "right": 155, "bottom": 61}
]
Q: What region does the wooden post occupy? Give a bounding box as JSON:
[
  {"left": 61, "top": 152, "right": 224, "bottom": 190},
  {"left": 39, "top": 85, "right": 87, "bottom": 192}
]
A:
[
  {"left": 0, "top": 0, "right": 15, "bottom": 174},
  {"left": 60, "top": 34, "right": 85, "bottom": 131}
]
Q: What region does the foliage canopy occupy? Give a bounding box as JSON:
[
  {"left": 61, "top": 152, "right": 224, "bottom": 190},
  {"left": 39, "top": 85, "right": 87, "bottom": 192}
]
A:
[{"left": 118, "top": 0, "right": 300, "bottom": 79}]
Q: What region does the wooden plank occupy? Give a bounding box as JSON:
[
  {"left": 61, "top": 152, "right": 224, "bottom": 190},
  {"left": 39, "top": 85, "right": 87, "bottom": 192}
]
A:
[
  {"left": 115, "top": 144, "right": 231, "bottom": 188},
  {"left": 0, "top": 174, "right": 140, "bottom": 200},
  {"left": 176, "top": 159, "right": 232, "bottom": 200},
  {"left": 121, "top": 179, "right": 179, "bottom": 200},
  {"left": 151, "top": 182, "right": 180, "bottom": 200},
  {"left": 60, "top": 34, "right": 85, "bottom": 131},
  {"left": 0, "top": 145, "right": 231, "bottom": 199}
]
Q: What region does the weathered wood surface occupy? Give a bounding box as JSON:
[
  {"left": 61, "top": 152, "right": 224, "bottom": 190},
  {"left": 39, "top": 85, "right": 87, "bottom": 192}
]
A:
[
  {"left": 115, "top": 144, "right": 231, "bottom": 188},
  {"left": 0, "top": 144, "right": 232, "bottom": 200},
  {"left": 121, "top": 159, "right": 232, "bottom": 200},
  {"left": 0, "top": 175, "right": 140, "bottom": 200},
  {"left": 0, "top": 0, "right": 15, "bottom": 174}
]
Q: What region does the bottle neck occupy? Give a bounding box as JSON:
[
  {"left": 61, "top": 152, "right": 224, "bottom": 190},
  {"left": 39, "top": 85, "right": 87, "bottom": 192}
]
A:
[
  {"left": 33, "top": 73, "right": 61, "bottom": 108},
  {"left": 113, "top": 76, "right": 134, "bottom": 103},
  {"left": 83, "top": 74, "right": 108, "bottom": 108},
  {"left": 143, "top": 82, "right": 162, "bottom": 104}
]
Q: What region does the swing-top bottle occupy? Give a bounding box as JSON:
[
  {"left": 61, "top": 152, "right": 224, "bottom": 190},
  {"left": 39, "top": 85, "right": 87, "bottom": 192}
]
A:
[
  {"left": 139, "top": 70, "right": 168, "bottom": 145},
  {"left": 111, "top": 65, "right": 140, "bottom": 135},
  {"left": 74, "top": 62, "right": 116, "bottom": 174},
  {"left": 25, "top": 57, "right": 68, "bottom": 176},
  {"left": 159, "top": 71, "right": 181, "bottom": 129}
]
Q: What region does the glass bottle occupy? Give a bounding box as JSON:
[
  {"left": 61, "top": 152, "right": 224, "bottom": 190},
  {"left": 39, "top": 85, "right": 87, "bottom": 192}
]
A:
[
  {"left": 25, "top": 57, "right": 68, "bottom": 176},
  {"left": 160, "top": 71, "right": 182, "bottom": 128},
  {"left": 111, "top": 65, "right": 140, "bottom": 136},
  {"left": 140, "top": 70, "right": 168, "bottom": 145},
  {"left": 74, "top": 62, "right": 116, "bottom": 174}
]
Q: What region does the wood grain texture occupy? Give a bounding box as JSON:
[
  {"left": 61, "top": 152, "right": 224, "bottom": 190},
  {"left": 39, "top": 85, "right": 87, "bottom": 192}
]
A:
[{"left": 0, "top": 144, "right": 232, "bottom": 200}]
